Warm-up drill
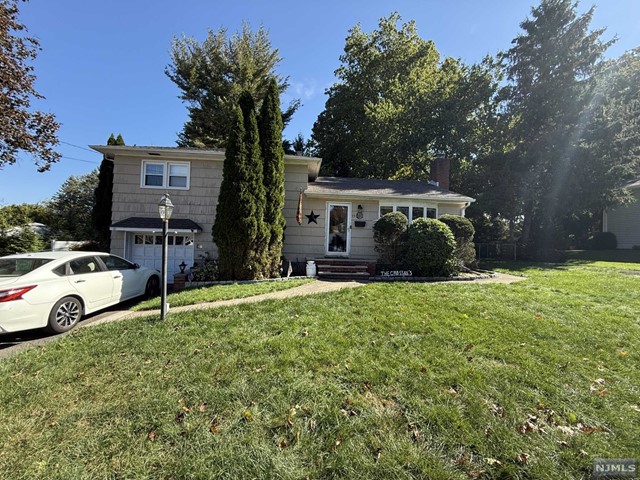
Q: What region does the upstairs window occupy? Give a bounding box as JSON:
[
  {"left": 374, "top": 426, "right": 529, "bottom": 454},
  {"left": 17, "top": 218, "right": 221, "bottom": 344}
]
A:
[{"left": 142, "top": 161, "right": 190, "bottom": 190}]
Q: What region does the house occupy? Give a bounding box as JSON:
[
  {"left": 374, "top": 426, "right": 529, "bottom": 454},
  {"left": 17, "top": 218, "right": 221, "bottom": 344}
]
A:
[
  {"left": 90, "top": 146, "right": 475, "bottom": 279},
  {"left": 603, "top": 179, "right": 640, "bottom": 249}
]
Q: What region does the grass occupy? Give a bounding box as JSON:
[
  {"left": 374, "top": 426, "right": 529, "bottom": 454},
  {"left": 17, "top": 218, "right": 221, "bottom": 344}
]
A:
[
  {"left": 132, "top": 277, "right": 314, "bottom": 311},
  {"left": 1, "top": 258, "right": 639, "bottom": 479}
]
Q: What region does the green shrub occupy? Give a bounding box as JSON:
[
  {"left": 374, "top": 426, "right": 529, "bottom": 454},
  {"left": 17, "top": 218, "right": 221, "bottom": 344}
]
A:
[
  {"left": 406, "top": 218, "right": 458, "bottom": 277},
  {"left": 439, "top": 214, "right": 477, "bottom": 268},
  {"left": 373, "top": 212, "right": 408, "bottom": 266},
  {"left": 589, "top": 232, "right": 617, "bottom": 250}
]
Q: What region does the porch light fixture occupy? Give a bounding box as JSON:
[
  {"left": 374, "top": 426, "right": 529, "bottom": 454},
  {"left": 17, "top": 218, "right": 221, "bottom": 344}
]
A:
[
  {"left": 179, "top": 261, "right": 187, "bottom": 274},
  {"left": 356, "top": 204, "right": 364, "bottom": 219},
  {"left": 158, "top": 193, "right": 174, "bottom": 320}
]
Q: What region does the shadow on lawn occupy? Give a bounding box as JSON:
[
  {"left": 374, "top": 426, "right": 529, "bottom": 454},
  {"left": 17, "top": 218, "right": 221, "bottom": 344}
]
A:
[{"left": 480, "top": 249, "right": 640, "bottom": 273}]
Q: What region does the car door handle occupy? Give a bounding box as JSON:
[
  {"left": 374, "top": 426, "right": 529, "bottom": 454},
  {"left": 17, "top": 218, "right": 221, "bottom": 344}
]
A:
[
  {"left": 74, "top": 279, "right": 86, "bottom": 283},
  {"left": 113, "top": 275, "right": 122, "bottom": 279}
]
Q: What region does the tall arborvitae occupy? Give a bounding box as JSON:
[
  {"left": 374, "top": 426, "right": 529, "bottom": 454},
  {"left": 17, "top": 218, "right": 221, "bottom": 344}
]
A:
[
  {"left": 92, "top": 133, "right": 123, "bottom": 251},
  {"left": 258, "top": 78, "right": 286, "bottom": 277},
  {"left": 239, "top": 91, "right": 269, "bottom": 278},
  {"left": 212, "top": 92, "right": 268, "bottom": 280}
]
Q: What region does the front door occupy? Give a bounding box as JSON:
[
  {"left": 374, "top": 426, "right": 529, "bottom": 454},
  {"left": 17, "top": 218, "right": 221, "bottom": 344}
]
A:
[{"left": 326, "top": 202, "right": 351, "bottom": 255}]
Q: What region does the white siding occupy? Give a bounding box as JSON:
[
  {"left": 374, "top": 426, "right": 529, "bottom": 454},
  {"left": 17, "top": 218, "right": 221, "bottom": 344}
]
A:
[{"left": 606, "top": 190, "right": 640, "bottom": 249}]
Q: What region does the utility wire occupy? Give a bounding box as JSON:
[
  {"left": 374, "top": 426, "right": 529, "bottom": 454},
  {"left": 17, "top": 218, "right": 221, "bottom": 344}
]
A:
[
  {"left": 59, "top": 141, "right": 99, "bottom": 154},
  {"left": 61, "top": 155, "right": 99, "bottom": 165}
]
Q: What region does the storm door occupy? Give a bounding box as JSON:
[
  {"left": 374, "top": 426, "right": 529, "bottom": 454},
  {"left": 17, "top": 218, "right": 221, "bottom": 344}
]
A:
[{"left": 326, "top": 203, "right": 351, "bottom": 255}]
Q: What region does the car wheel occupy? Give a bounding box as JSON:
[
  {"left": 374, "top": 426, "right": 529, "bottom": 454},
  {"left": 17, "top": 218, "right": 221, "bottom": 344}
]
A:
[
  {"left": 47, "top": 296, "right": 83, "bottom": 333},
  {"left": 145, "top": 275, "right": 160, "bottom": 298}
]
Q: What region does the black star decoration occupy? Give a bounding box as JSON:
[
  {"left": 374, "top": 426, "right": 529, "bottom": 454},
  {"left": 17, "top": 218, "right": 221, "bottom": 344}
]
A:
[{"left": 305, "top": 211, "right": 320, "bottom": 224}]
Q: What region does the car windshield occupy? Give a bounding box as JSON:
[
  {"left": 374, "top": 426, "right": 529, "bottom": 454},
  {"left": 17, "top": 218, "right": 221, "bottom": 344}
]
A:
[{"left": 0, "top": 258, "right": 53, "bottom": 276}]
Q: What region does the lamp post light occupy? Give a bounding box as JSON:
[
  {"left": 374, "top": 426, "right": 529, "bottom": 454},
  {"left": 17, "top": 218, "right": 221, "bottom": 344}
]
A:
[{"left": 158, "top": 193, "right": 174, "bottom": 320}]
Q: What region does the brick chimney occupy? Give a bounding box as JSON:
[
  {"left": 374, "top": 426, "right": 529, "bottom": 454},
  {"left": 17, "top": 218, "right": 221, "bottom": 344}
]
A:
[{"left": 430, "top": 153, "right": 450, "bottom": 190}]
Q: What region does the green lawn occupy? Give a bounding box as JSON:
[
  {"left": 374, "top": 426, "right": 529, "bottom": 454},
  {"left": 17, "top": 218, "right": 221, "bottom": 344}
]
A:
[
  {"left": 132, "top": 278, "right": 314, "bottom": 311},
  {"left": 0, "top": 258, "right": 638, "bottom": 479}
]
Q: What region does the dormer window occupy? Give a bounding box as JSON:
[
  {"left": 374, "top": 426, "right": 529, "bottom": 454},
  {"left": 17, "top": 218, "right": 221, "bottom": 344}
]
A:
[{"left": 141, "top": 161, "right": 190, "bottom": 190}]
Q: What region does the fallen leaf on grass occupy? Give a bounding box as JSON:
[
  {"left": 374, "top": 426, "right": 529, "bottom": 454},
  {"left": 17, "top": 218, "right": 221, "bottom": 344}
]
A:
[
  {"left": 489, "top": 403, "right": 505, "bottom": 418},
  {"left": 447, "top": 386, "right": 459, "bottom": 396},
  {"left": 557, "top": 426, "right": 575, "bottom": 436},
  {"left": 148, "top": 431, "right": 156, "bottom": 441},
  {"left": 558, "top": 440, "right": 569, "bottom": 448},
  {"left": 630, "top": 405, "right": 640, "bottom": 412},
  {"left": 420, "top": 365, "right": 428, "bottom": 373},
  {"left": 209, "top": 415, "right": 220, "bottom": 434},
  {"left": 517, "top": 453, "right": 530, "bottom": 464},
  {"left": 485, "top": 457, "right": 502, "bottom": 467},
  {"left": 464, "top": 343, "right": 474, "bottom": 351},
  {"left": 243, "top": 410, "right": 253, "bottom": 422},
  {"left": 278, "top": 438, "right": 288, "bottom": 449},
  {"left": 198, "top": 403, "right": 207, "bottom": 412},
  {"left": 619, "top": 351, "right": 628, "bottom": 356},
  {"left": 175, "top": 412, "right": 185, "bottom": 424},
  {"left": 374, "top": 448, "right": 382, "bottom": 463},
  {"left": 518, "top": 415, "right": 541, "bottom": 434},
  {"left": 579, "top": 449, "right": 589, "bottom": 456}
]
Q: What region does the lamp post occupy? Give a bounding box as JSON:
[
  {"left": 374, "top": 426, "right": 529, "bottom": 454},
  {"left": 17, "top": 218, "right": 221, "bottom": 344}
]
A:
[{"left": 158, "top": 193, "right": 174, "bottom": 320}]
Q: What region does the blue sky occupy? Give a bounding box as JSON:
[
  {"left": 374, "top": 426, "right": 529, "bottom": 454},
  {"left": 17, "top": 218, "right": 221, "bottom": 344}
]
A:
[{"left": 1, "top": 0, "right": 638, "bottom": 205}]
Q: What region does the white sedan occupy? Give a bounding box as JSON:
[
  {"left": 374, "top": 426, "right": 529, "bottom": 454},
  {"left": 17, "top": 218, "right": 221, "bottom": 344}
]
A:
[{"left": 0, "top": 251, "right": 160, "bottom": 334}]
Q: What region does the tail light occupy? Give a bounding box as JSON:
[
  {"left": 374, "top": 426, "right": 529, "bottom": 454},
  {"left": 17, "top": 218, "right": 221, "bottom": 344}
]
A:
[{"left": 0, "top": 285, "right": 37, "bottom": 303}]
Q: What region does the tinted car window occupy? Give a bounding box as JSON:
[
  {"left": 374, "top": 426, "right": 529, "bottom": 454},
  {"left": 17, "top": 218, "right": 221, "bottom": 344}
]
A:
[
  {"left": 0, "top": 258, "right": 53, "bottom": 276},
  {"left": 102, "top": 255, "right": 134, "bottom": 271},
  {"left": 69, "top": 257, "right": 100, "bottom": 275}
]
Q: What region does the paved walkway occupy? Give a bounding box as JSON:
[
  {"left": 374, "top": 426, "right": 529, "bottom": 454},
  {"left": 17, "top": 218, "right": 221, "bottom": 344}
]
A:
[{"left": 0, "top": 273, "right": 525, "bottom": 359}]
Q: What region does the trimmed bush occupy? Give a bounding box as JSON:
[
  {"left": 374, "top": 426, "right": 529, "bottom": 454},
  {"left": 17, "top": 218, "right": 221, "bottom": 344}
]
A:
[
  {"left": 406, "top": 218, "right": 458, "bottom": 277},
  {"left": 373, "top": 212, "right": 408, "bottom": 266},
  {"left": 589, "top": 232, "right": 617, "bottom": 250},
  {"left": 439, "top": 214, "right": 477, "bottom": 268}
]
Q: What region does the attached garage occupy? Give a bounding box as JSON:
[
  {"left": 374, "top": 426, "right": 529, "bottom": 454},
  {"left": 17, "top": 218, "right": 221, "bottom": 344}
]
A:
[{"left": 110, "top": 217, "right": 203, "bottom": 280}]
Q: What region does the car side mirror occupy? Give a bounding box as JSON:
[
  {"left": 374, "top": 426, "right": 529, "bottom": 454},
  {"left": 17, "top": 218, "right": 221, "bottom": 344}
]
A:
[{"left": 133, "top": 263, "right": 140, "bottom": 269}]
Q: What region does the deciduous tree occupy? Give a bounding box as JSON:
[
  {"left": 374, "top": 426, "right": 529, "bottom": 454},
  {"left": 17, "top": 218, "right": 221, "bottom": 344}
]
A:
[
  {"left": 312, "top": 13, "right": 499, "bottom": 180},
  {"left": 0, "top": 0, "right": 60, "bottom": 171}
]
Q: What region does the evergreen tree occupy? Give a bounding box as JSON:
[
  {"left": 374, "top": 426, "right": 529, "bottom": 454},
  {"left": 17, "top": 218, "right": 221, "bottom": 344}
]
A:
[
  {"left": 499, "top": 0, "right": 613, "bottom": 250},
  {"left": 258, "top": 78, "right": 286, "bottom": 277},
  {"left": 212, "top": 92, "right": 268, "bottom": 280},
  {"left": 166, "top": 23, "right": 299, "bottom": 148},
  {"left": 92, "top": 133, "right": 124, "bottom": 251}
]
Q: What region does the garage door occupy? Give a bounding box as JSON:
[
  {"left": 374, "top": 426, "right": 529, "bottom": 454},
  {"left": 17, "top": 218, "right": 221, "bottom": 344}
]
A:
[{"left": 131, "top": 233, "right": 195, "bottom": 280}]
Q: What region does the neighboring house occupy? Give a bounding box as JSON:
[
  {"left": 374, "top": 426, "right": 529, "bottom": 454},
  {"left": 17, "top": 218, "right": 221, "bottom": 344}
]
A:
[
  {"left": 603, "top": 179, "right": 640, "bottom": 249},
  {"left": 90, "top": 146, "right": 474, "bottom": 279}
]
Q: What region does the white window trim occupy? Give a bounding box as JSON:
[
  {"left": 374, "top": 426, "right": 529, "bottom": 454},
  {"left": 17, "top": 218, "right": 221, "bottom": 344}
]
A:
[
  {"left": 140, "top": 160, "right": 190, "bottom": 190},
  {"left": 378, "top": 202, "right": 438, "bottom": 222}
]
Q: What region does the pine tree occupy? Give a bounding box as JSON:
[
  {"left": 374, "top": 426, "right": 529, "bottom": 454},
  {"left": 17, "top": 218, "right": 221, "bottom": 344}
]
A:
[
  {"left": 92, "top": 133, "right": 123, "bottom": 251},
  {"left": 258, "top": 78, "right": 286, "bottom": 277},
  {"left": 212, "top": 92, "right": 268, "bottom": 280},
  {"left": 500, "top": 0, "right": 613, "bottom": 250}
]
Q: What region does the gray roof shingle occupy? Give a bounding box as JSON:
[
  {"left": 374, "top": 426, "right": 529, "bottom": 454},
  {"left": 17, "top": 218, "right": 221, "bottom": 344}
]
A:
[{"left": 305, "top": 177, "right": 474, "bottom": 202}]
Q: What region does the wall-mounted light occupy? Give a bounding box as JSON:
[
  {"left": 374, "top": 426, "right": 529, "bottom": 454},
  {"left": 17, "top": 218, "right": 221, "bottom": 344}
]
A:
[
  {"left": 179, "top": 261, "right": 187, "bottom": 274},
  {"left": 356, "top": 204, "right": 364, "bottom": 219}
]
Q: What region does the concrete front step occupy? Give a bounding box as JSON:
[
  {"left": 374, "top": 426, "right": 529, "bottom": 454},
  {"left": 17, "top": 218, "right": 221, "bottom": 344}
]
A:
[
  {"left": 317, "top": 270, "right": 370, "bottom": 279},
  {"left": 318, "top": 264, "right": 369, "bottom": 271}
]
